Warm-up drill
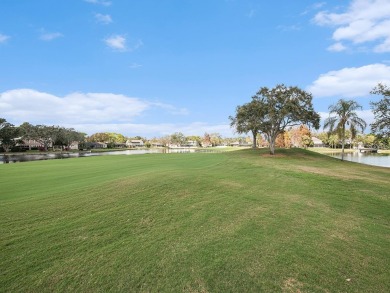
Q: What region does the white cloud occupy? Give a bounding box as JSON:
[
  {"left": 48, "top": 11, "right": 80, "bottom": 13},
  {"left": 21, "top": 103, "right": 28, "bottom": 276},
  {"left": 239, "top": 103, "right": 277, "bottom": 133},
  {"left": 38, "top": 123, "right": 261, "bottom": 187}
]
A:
[
  {"left": 95, "top": 13, "right": 112, "bottom": 24},
  {"left": 319, "top": 110, "right": 374, "bottom": 130},
  {"left": 0, "top": 33, "right": 10, "bottom": 43},
  {"left": 327, "top": 42, "right": 347, "bottom": 52},
  {"left": 0, "top": 89, "right": 201, "bottom": 137},
  {"left": 353, "top": 110, "right": 375, "bottom": 126},
  {"left": 374, "top": 37, "right": 390, "bottom": 53},
  {"left": 40, "top": 32, "right": 63, "bottom": 41},
  {"left": 307, "top": 64, "right": 390, "bottom": 97},
  {"left": 157, "top": 122, "right": 233, "bottom": 137},
  {"left": 104, "top": 35, "right": 126, "bottom": 51},
  {"left": 84, "top": 0, "right": 111, "bottom": 6},
  {"left": 0, "top": 89, "right": 149, "bottom": 125},
  {"left": 313, "top": 0, "right": 390, "bottom": 52},
  {"left": 104, "top": 35, "right": 143, "bottom": 52}
]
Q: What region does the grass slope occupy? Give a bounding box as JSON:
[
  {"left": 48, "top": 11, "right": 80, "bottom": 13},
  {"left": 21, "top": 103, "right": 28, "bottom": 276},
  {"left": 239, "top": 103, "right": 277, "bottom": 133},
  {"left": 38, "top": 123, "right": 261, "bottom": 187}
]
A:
[{"left": 1, "top": 149, "right": 389, "bottom": 292}]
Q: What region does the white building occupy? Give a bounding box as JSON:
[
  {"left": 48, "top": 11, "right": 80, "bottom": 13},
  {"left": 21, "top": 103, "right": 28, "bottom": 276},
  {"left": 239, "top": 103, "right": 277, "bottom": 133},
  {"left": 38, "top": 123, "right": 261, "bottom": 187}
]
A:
[{"left": 126, "top": 139, "right": 144, "bottom": 147}]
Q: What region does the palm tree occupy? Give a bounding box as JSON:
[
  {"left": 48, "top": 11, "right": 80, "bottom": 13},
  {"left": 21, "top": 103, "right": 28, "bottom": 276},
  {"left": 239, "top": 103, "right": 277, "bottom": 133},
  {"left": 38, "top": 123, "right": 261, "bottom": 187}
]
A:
[{"left": 324, "top": 99, "right": 366, "bottom": 161}]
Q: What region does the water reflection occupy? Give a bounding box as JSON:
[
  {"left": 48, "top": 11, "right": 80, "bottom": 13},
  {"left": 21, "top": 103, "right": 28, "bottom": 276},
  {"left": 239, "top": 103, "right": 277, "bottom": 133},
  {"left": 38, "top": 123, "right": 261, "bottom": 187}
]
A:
[
  {"left": 0, "top": 148, "right": 208, "bottom": 164},
  {"left": 329, "top": 151, "right": 390, "bottom": 168}
]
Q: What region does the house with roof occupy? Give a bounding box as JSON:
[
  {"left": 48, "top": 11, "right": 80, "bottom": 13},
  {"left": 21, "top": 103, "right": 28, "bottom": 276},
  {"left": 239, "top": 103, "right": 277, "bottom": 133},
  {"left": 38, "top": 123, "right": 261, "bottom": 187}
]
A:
[
  {"left": 126, "top": 139, "right": 144, "bottom": 148},
  {"left": 90, "top": 142, "right": 107, "bottom": 149},
  {"left": 182, "top": 140, "right": 198, "bottom": 148},
  {"left": 202, "top": 142, "right": 212, "bottom": 148},
  {"left": 151, "top": 141, "right": 164, "bottom": 147},
  {"left": 312, "top": 137, "right": 324, "bottom": 147},
  {"left": 16, "top": 139, "right": 47, "bottom": 150}
]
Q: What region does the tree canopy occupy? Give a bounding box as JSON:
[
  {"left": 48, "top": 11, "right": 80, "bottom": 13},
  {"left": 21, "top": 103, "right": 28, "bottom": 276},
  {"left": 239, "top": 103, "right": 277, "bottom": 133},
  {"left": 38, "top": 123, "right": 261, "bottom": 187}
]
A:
[
  {"left": 0, "top": 118, "right": 19, "bottom": 152},
  {"left": 324, "top": 99, "right": 366, "bottom": 160},
  {"left": 252, "top": 84, "right": 320, "bottom": 154},
  {"left": 170, "top": 132, "right": 186, "bottom": 146},
  {"left": 229, "top": 99, "right": 263, "bottom": 148},
  {"left": 370, "top": 83, "right": 390, "bottom": 143}
]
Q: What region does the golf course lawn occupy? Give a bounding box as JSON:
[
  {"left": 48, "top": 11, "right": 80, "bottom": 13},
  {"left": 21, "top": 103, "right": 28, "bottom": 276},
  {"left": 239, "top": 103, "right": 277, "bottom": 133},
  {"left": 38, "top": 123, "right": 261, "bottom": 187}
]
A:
[{"left": 1, "top": 149, "right": 389, "bottom": 292}]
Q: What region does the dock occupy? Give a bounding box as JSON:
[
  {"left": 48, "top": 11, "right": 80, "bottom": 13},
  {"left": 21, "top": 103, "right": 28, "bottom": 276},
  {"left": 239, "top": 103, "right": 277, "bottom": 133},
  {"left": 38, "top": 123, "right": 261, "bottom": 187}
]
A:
[{"left": 359, "top": 148, "right": 378, "bottom": 153}]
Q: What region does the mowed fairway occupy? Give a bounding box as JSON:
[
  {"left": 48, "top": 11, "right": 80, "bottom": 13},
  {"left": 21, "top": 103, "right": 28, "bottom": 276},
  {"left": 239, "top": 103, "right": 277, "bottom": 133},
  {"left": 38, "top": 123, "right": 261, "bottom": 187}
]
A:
[{"left": 1, "top": 149, "right": 389, "bottom": 292}]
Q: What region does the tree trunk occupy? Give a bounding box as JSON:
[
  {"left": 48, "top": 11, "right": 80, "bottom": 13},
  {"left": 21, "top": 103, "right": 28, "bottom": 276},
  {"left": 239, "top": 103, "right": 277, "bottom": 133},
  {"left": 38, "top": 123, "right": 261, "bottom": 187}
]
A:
[
  {"left": 2, "top": 144, "right": 11, "bottom": 152},
  {"left": 252, "top": 131, "right": 257, "bottom": 149},
  {"left": 341, "top": 126, "right": 345, "bottom": 161},
  {"left": 269, "top": 135, "right": 276, "bottom": 155}
]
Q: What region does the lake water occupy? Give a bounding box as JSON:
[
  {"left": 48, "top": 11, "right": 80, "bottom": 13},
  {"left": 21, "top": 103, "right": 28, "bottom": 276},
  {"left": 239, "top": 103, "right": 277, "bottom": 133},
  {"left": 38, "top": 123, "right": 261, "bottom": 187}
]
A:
[
  {"left": 2, "top": 149, "right": 389, "bottom": 168},
  {"left": 0, "top": 148, "right": 205, "bottom": 164},
  {"left": 328, "top": 151, "right": 390, "bottom": 168}
]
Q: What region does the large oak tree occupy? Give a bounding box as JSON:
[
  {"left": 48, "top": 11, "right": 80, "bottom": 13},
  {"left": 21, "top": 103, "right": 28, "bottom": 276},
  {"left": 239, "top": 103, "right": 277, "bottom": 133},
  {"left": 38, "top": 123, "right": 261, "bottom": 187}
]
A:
[{"left": 252, "top": 84, "right": 320, "bottom": 155}]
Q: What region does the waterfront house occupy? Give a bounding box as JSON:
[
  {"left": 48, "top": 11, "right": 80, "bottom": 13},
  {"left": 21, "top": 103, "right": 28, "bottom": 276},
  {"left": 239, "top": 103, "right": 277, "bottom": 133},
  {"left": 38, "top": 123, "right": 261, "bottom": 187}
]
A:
[
  {"left": 126, "top": 139, "right": 144, "bottom": 148},
  {"left": 312, "top": 137, "right": 324, "bottom": 148}
]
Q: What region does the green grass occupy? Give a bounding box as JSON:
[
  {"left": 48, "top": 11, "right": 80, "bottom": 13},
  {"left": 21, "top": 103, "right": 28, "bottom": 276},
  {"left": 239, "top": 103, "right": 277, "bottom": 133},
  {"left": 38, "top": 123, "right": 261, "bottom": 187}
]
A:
[{"left": 1, "top": 149, "right": 389, "bottom": 292}]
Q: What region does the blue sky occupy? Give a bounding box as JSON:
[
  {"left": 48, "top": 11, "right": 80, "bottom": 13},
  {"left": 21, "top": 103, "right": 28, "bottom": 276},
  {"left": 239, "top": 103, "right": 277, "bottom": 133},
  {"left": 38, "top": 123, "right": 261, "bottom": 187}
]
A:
[{"left": 1, "top": 0, "right": 390, "bottom": 137}]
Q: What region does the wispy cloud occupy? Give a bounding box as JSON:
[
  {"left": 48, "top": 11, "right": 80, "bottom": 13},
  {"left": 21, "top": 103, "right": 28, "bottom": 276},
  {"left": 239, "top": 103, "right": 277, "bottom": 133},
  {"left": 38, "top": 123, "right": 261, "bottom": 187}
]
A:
[
  {"left": 277, "top": 24, "right": 301, "bottom": 32},
  {"left": 313, "top": 2, "right": 326, "bottom": 9},
  {"left": 327, "top": 42, "right": 347, "bottom": 52},
  {"left": 154, "top": 122, "right": 232, "bottom": 137},
  {"left": 40, "top": 32, "right": 63, "bottom": 41},
  {"left": 0, "top": 33, "right": 10, "bottom": 44},
  {"left": 150, "top": 102, "right": 189, "bottom": 116},
  {"left": 307, "top": 63, "right": 390, "bottom": 97},
  {"left": 84, "top": 0, "right": 111, "bottom": 6},
  {"left": 104, "top": 34, "right": 126, "bottom": 51},
  {"left": 313, "top": 0, "right": 390, "bottom": 53},
  {"left": 129, "top": 63, "right": 142, "bottom": 69},
  {"left": 95, "top": 13, "right": 112, "bottom": 24},
  {"left": 129, "top": 39, "right": 143, "bottom": 52},
  {"left": 301, "top": 2, "right": 326, "bottom": 16},
  {"left": 247, "top": 9, "right": 256, "bottom": 19}
]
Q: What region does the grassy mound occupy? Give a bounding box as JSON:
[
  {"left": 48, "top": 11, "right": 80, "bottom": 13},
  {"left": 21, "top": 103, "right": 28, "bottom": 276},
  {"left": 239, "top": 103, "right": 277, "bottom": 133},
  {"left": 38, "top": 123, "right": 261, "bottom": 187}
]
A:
[{"left": 1, "top": 149, "right": 389, "bottom": 292}]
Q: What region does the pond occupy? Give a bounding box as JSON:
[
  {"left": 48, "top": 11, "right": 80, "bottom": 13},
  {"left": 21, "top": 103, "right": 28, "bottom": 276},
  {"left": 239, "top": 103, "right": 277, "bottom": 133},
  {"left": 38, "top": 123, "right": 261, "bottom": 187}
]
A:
[
  {"left": 328, "top": 151, "right": 390, "bottom": 168},
  {"left": 0, "top": 148, "right": 209, "bottom": 164}
]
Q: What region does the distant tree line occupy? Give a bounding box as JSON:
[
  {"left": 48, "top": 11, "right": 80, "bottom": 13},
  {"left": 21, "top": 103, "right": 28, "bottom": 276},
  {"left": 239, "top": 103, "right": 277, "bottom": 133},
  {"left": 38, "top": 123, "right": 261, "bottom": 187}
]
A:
[
  {"left": 0, "top": 121, "right": 86, "bottom": 152},
  {"left": 0, "top": 120, "right": 253, "bottom": 153}
]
